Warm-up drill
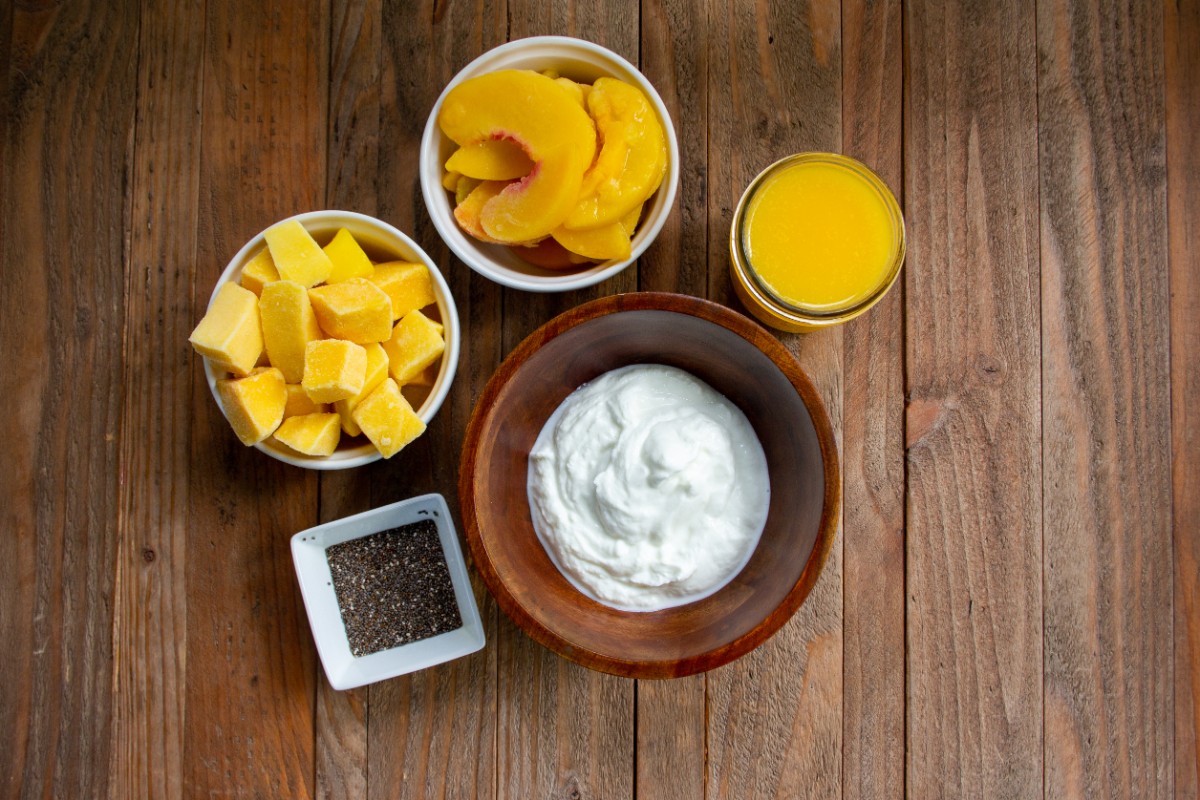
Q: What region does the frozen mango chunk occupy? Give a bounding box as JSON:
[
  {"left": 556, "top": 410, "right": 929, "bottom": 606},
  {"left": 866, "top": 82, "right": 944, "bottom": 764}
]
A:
[
  {"left": 216, "top": 367, "right": 287, "bottom": 445},
  {"left": 189, "top": 282, "right": 263, "bottom": 377},
  {"left": 303, "top": 339, "right": 367, "bottom": 403},
  {"left": 383, "top": 309, "right": 446, "bottom": 385},
  {"left": 239, "top": 247, "right": 280, "bottom": 296},
  {"left": 352, "top": 378, "right": 426, "bottom": 458},
  {"left": 406, "top": 363, "right": 440, "bottom": 387},
  {"left": 284, "top": 383, "right": 327, "bottom": 418},
  {"left": 274, "top": 412, "right": 341, "bottom": 456},
  {"left": 264, "top": 219, "right": 333, "bottom": 287},
  {"left": 322, "top": 228, "right": 375, "bottom": 284},
  {"left": 333, "top": 343, "right": 389, "bottom": 436},
  {"left": 260, "top": 280, "right": 323, "bottom": 384},
  {"left": 369, "top": 261, "right": 437, "bottom": 320},
  {"left": 308, "top": 278, "right": 393, "bottom": 344}
]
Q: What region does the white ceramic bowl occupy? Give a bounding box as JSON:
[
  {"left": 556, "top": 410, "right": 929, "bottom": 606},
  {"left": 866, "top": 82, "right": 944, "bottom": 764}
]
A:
[
  {"left": 291, "top": 493, "right": 486, "bottom": 690},
  {"left": 419, "top": 36, "right": 680, "bottom": 293},
  {"left": 201, "top": 210, "right": 460, "bottom": 470}
]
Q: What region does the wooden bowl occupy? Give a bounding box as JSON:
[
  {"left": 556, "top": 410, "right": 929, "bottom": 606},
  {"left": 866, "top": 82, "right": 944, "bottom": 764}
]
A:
[{"left": 459, "top": 293, "right": 839, "bottom": 678}]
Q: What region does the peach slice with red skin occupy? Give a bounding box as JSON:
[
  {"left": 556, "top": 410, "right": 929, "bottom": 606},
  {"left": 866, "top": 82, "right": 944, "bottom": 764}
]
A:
[
  {"left": 445, "top": 138, "right": 535, "bottom": 181},
  {"left": 453, "top": 180, "right": 508, "bottom": 244},
  {"left": 563, "top": 77, "right": 667, "bottom": 231},
  {"left": 439, "top": 70, "right": 596, "bottom": 243}
]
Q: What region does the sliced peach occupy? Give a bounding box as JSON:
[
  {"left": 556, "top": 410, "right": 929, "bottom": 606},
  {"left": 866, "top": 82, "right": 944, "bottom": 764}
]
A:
[
  {"left": 511, "top": 238, "right": 594, "bottom": 270},
  {"left": 455, "top": 175, "right": 482, "bottom": 206},
  {"left": 454, "top": 180, "right": 510, "bottom": 244},
  {"left": 441, "top": 170, "right": 461, "bottom": 191},
  {"left": 554, "top": 77, "right": 589, "bottom": 107},
  {"left": 445, "top": 139, "right": 534, "bottom": 181},
  {"left": 563, "top": 77, "right": 667, "bottom": 231},
  {"left": 620, "top": 202, "right": 644, "bottom": 235},
  {"left": 439, "top": 70, "right": 597, "bottom": 242},
  {"left": 552, "top": 221, "right": 631, "bottom": 261}
]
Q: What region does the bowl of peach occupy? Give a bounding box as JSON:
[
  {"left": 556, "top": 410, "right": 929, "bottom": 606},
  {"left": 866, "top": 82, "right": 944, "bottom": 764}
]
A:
[
  {"left": 189, "top": 210, "right": 460, "bottom": 470},
  {"left": 419, "top": 36, "right": 680, "bottom": 292}
]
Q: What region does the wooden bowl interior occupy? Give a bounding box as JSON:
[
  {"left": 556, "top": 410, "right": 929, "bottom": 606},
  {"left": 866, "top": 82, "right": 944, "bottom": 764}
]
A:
[{"left": 470, "top": 309, "right": 827, "bottom": 671}]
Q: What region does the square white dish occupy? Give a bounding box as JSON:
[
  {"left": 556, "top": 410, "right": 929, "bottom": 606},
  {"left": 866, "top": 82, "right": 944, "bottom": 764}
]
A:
[{"left": 291, "top": 493, "right": 485, "bottom": 690}]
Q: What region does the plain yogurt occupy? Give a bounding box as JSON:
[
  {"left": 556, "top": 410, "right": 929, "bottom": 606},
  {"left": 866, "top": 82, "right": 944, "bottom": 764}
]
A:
[{"left": 527, "top": 364, "right": 770, "bottom": 611}]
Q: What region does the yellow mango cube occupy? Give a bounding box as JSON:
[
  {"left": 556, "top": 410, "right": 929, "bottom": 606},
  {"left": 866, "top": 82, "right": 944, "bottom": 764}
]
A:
[
  {"left": 189, "top": 282, "right": 263, "bottom": 376},
  {"left": 383, "top": 309, "right": 446, "bottom": 385},
  {"left": 239, "top": 247, "right": 280, "bottom": 296},
  {"left": 216, "top": 367, "right": 287, "bottom": 445},
  {"left": 406, "top": 363, "right": 440, "bottom": 387},
  {"left": 322, "top": 228, "right": 375, "bottom": 284},
  {"left": 284, "top": 383, "right": 327, "bottom": 418},
  {"left": 369, "top": 261, "right": 437, "bottom": 320},
  {"left": 333, "top": 343, "right": 389, "bottom": 436},
  {"left": 264, "top": 219, "right": 333, "bottom": 287},
  {"left": 260, "top": 280, "right": 323, "bottom": 384},
  {"left": 352, "top": 378, "right": 426, "bottom": 458},
  {"left": 303, "top": 339, "right": 367, "bottom": 403},
  {"left": 308, "top": 278, "right": 393, "bottom": 343},
  {"left": 274, "top": 412, "right": 342, "bottom": 456}
]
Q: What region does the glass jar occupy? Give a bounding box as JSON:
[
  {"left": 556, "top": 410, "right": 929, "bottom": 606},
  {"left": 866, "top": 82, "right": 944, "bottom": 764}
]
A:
[{"left": 729, "top": 152, "right": 905, "bottom": 332}]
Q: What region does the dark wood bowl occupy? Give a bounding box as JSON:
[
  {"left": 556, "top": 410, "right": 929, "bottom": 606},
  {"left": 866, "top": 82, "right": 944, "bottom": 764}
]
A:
[{"left": 459, "top": 293, "right": 840, "bottom": 678}]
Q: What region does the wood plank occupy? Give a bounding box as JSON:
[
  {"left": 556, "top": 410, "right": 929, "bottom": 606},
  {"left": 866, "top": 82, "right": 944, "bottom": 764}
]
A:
[
  {"left": 184, "top": 1, "right": 328, "bottom": 796},
  {"left": 840, "top": 0, "right": 905, "bottom": 798},
  {"left": 314, "top": 1, "right": 381, "bottom": 797},
  {"left": 109, "top": 1, "right": 205, "bottom": 798},
  {"left": 634, "top": 0, "right": 708, "bottom": 795},
  {"left": 1039, "top": 3, "right": 1173, "bottom": 797},
  {"left": 494, "top": 7, "right": 640, "bottom": 800},
  {"left": 904, "top": 1, "right": 1042, "bottom": 797},
  {"left": 0, "top": 3, "right": 138, "bottom": 797},
  {"left": 704, "top": 0, "right": 844, "bottom": 798},
  {"left": 364, "top": 1, "right": 504, "bottom": 797},
  {"left": 1168, "top": 0, "right": 1200, "bottom": 794}
]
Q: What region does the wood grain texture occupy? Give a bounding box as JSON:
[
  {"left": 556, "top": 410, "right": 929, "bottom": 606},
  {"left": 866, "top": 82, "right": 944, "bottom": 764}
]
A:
[
  {"left": 638, "top": 0, "right": 707, "bottom": 296},
  {"left": 315, "top": 1, "right": 381, "bottom": 797},
  {"left": 705, "top": 0, "right": 844, "bottom": 797},
  {"left": 904, "top": 2, "right": 1043, "bottom": 798},
  {"left": 1038, "top": 2, "right": 1172, "bottom": 797},
  {"left": 364, "top": 1, "right": 504, "bottom": 797},
  {"left": 0, "top": 3, "right": 138, "bottom": 798},
  {"left": 495, "top": 5, "right": 639, "bottom": 800},
  {"left": 636, "top": 0, "right": 708, "bottom": 791},
  {"left": 1167, "top": 0, "right": 1200, "bottom": 796},
  {"left": 184, "top": 1, "right": 328, "bottom": 796},
  {"left": 109, "top": 1, "right": 205, "bottom": 798},
  {"left": 499, "top": 625, "right": 634, "bottom": 800},
  {"left": 840, "top": 0, "right": 904, "bottom": 798}
]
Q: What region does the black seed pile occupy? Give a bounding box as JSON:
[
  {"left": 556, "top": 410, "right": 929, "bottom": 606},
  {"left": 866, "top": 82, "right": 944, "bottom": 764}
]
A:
[{"left": 326, "top": 519, "right": 462, "bottom": 657}]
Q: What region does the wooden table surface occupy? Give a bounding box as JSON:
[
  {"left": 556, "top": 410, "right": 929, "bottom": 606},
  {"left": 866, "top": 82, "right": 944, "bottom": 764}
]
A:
[{"left": 2, "top": 0, "right": 1196, "bottom": 798}]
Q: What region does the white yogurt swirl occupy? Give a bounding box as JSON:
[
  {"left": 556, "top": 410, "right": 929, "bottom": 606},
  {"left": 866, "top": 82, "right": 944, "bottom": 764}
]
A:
[{"left": 527, "top": 364, "right": 770, "bottom": 611}]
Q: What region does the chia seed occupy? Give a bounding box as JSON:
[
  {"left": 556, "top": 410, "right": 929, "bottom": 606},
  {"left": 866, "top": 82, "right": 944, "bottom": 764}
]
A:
[{"left": 326, "top": 519, "right": 462, "bottom": 657}]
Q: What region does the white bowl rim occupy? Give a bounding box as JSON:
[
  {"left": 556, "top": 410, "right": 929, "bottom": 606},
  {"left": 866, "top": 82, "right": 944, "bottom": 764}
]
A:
[
  {"left": 419, "top": 35, "right": 681, "bottom": 293},
  {"left": 201, "top": 209, "right": 461, "bottom": 470}
]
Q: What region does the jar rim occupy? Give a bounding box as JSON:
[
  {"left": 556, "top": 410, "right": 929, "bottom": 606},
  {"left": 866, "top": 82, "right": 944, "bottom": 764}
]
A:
[{"left": 730, "top": 152, "right": 906, "bottom": 326}]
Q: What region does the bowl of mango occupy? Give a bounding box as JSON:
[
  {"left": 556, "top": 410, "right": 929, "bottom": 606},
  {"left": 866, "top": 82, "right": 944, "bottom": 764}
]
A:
[
  {"left": 420, "top": 36, "right": 680, "bottom": 292},
  {"left": 189, "top": 211, "right": 460, "bottom": 469}
]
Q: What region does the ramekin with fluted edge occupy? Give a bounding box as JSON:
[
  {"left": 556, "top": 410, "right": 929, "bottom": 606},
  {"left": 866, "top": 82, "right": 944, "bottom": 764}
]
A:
[
  {"left": 419, "top": 36, "right": 680, "bottom": 293},
  {"left": 200, "top": 210, "right": 460, "bottom": 470}
]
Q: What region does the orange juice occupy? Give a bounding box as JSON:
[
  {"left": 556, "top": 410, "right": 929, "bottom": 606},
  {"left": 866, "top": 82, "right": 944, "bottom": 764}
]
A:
[{"left": 730, "top": 153, "right": 904, "bottom": 331}]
